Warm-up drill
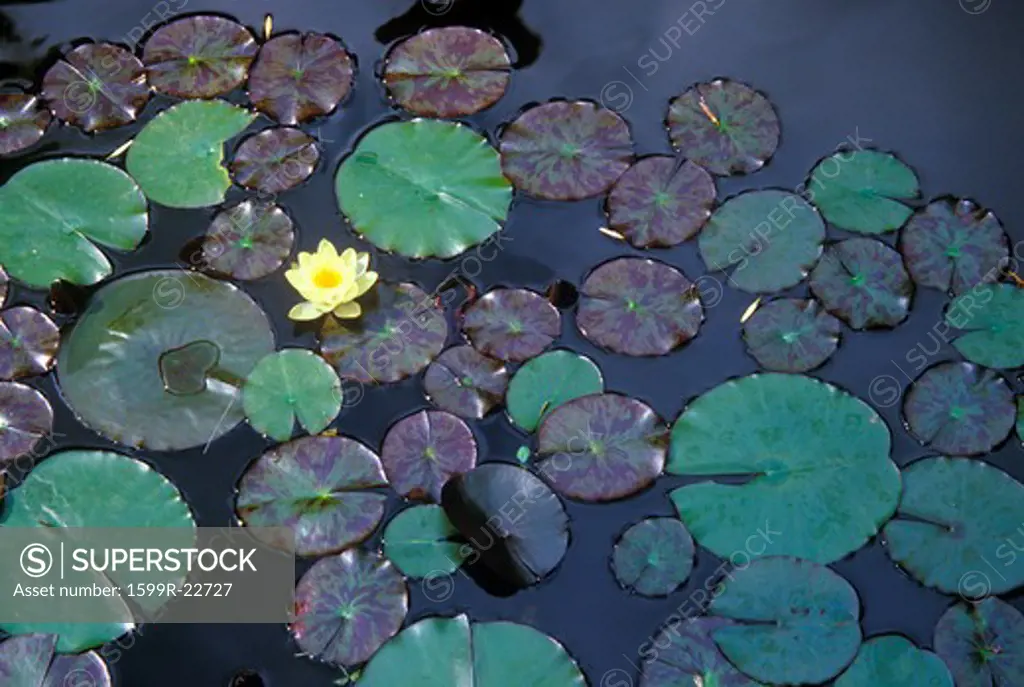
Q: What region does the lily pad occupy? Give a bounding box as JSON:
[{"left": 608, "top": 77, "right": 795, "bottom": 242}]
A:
[
  {"left": 290, "top": 550, "right": 408, "bottom": 667},
  {"left": 230, "top": 127, "right": 318, "bottom": 193},
  {"left": 380, "top": 409, "right": 477, "bottom": 502},
  {"left": 666, "top": 79, "right": 780, "bottom": 176},
  {"left": 506, "top": 349, "right": 603, "bottom": 432},
  {"left": 835, "top": 635, "right": 952, "bottom": 687},
  {"left": 741, "top": 298, "right": 841, "bottom": 372},
  {"left": 383, "top": 504, "right": 467, "bottom": 578},
  {"left": 640, "top": 618, "right": 763, "bottom": 687},
  {"left": 143, "top": 15, "right": 258, "bottom": 98},
  {"left": 0, "top": 158, "right": 148, "bottom": 288},
  {"left": 235, "top": 435, "right": 388, "bottom": 557},
  {"left": 605, "top": 155, "right": 717, "bottom": 248},
  {"left": 0, "top": 93, "right": 51, "bottom": 155},
  {"left": 806, "top": 150, "right": 919, "bottom": 234},
  {"left": 0, "top": 266, "right": 7, "bottom": 306},
  {"left": 611, "top": 517, "right": 694, "bottom": 597},
  {"left": 336, "top": 119, "right": 512, "bottom": 259},
  {"left": 934, "top": 598, "right": 1024, "bottom": 687},
  {"left": 499, "top": 100, "right": 634, "bottom": 201},
  {"left": 202, "top": 200, "right": 295, "bottom": 280},
  {"left": 0, "top": 307, "right": 60, "bottom": 380},
  {"left": 242, "top": 349, "right": 341, "bottom": 441},
  {"left": 809, "top": 237, "right": 914, "bottom": 329},
  {"left": 536, "top": 393, "right": 668, "bottom": 502},
  {"left": 126, "top": 100, "right": 256, "bottom": 209},
  {"left": 41, "top": 42, "right": 149, "bottom": 132},
  {"left": 945, "top": 284, "right": 1024, "bottom": 369},
  {"left": 576, "top": 257, "right": 703, "bottom": 356},
  {"left": 422, "top": 345, "right": 509, "bottom": 419},
  {"left": 0, "top": 635, "right": 111, "bottom": 687},
  {"left": 57, "top": 270, "right": 275, "bottom": 451},
  {"left": 462, "top": 288, "right": 560, "bottom": 362},
  {"left": 707, "top": 557, "right": 862, "bottom": 685},
  {"left": 901, "top": 198, "right": 1010, "bottom": 295},
  {"left": 903, "top": 362, "right": 1015, "bottom": 456},
  {"left": 668, "top": 373, "right": 899, "bottom": 564},
  {"left": 699, "top": 190, "right": 826, "bottom": 294},
  {"left": 0, "top": 382, "right": 53, "bottom": 466},
  {"left": 319, "top": 282, "right": 448, "bottom": 384},
  {"left": 248, "top": 32, "right": 355, "bottom": 125}
]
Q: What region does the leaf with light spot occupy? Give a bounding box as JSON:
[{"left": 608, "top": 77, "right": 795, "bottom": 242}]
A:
[
  {"left": 0, "top": 93, "right": 51, "bottom": 155},
  {"left": 422, "top": 345, "right": 509, "bottom": 419}
]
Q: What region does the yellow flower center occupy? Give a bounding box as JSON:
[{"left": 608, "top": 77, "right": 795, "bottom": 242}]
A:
[{"left": 313, "top": 268, "right": 344, "bottom": 289}]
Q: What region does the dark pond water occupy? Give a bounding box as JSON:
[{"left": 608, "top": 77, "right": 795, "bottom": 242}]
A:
[{"left": 2, "top": 0, "right": 1023, "bottom": 684}]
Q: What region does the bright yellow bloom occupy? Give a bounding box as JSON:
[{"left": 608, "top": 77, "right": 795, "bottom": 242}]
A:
[{"left": 285, "top": 240, "right": 378, "bottom": 321}]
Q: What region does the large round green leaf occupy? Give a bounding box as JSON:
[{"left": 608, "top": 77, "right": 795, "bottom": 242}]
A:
[
  {"left": 0, "top": 159, "right": 147, "bottom": 288},
  {"left": 242, "top": 349, "right": 341, "bottom": 441},
  {"left": 835, "top": 635, "right": 952, "bottom": 687},
  {"left": 506, "top": 350, "right": 603, "bottom": 432},
  {"left": 945, "top": 283, "right": 1024, "bottom": 369},
  {"left": 668, "top": 373, "right": 899, "bottom": 564},
  {"left": 934, "top": 598, "right": 1024, "bottom": 687},
  {"left": 805, "top": 150, "right": 919, "bottom": 234}
]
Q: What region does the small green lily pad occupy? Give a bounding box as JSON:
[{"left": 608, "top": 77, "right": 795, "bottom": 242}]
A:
[
  {"left": 506, "top": 349, "right": 603, "bottom": 432},
  {"left": 0, "top": 635, "right": 111, "bottom": 686},
  {"left": 242, "top": 349, "right": 341, "bottom": 441},
  {"left": 809, "top": 237, "right": 914, "bottom": 329},
  {"left": 383, "top": 504, "right": 467, "bottom": 578},
  {"left": 422, "top": 345, "right": 509, "bottom": 419},
  {"left": 380, "top": 409, "right": 477, "bottom": 502},
  {"left": 202, "top": 200, "right": 295, "bottom": 280},
  {"left": 143, "top": 15, "right": 258, "bottom": 98},
  {"left": 230, "top": 127, "right": 319, "bottom": 193},
  {"left": 741, "top": 298, "right": 841, "bottom": 372},
  {"left": 805, "top": 150, "right": 919, "bottom": 234},
  {"left": 462, "top": 288, "right": 561, "bottom": 362},
  {"left": 0, "top": 381, "right": 53, "bottom": 466},
  {"left": 0, "top": 306, "right": 60, "bottom": 380},
  {"left": 835, "top": 635, "right": 952, "bottom": 687},
  {"left": 0, "top": 93, "right": 51, "bottom": 156},
  {"left": 640, "top": 618, "right": 763, "bottom": 687},
  {"left": 945, "top": 283, "right": 1024, "bottom": 369},
  {"left": 934, "top": 598, "right": 1024, "bottom": 687},
  {"left": 611, "top": 518, "right": 694, "bottom": 597}
]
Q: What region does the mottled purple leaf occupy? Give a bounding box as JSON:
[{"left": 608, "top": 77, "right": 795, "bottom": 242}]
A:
[
  {"left": 904, "top": 362, "right": 1015, "bottom": 456},
  {"left": 499, "top": 100, "right": 634, "bottom": 200},
  {"left": 640, "top": 618, "right": 762, "bottom": 687},
  {"left": 248, "top": 32, "right": 354, "bottom": 125},
  {"left": 383, "top": 26, "right": 510, "bottom": 118},
  {"left": 230, "top": 127, "right": 318, "bottom": 193},
  {"left": 577, "top": 257, "right": 703, "bottom": 356},
  {"left": 41, "top": 43, "right": 148, "bottom": 132},
  {"left": 934, "top": 598, "right": 1024, "bottom": 687},
  {"left": 235, "top": 435, "right": 389, "bottom": 557},
  {"left": 46, "top": 650, "right": 111, "bottom": 687},
  {"left": 612, "top": 517, "right": 694, "bottom": 597},
  {"left": 422, "top": 345, "right": 509, "bottom": 419},
  {"left": 667, "top": 79, "right": 780, "bottom": 176},
  {"left": 742, "top": 298, "right": 841, "bottom": 372},
  {"left": 202, "top": 200, "right": 295, "bottom": 280},
  {"left": 143, "top": 15, "right": 257, "bottom": 98},
  {"left": 810, "top": 238, "right": 913, "bottom": 329},
  {"left": 0, "top": 634, "right": 111, "bottom": 687},
  {"left": 0, "top": 307, "right": 59, "bottom": 380},
  {"left": 381, "top": 409, "right": 477, "bottom": 502},
  {"left": 0, "top": 94, "right": 51, "bottom": 156},
  {"left": 291, "top": 550, "right": 408, "bottom": 667},
  {"left": 0, "top": 381, "right": 53, "bottom": 465},
  {"left": 462, "top": 288, "right": 560, "bottom": 362}
]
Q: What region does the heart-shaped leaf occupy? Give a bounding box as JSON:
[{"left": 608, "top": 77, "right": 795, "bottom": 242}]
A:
[
  {"left": 422, "top": 345, "right": 509, "bottom": 419},
  {"left": 0, "top": 635, "right": 111, "bottom": 687},
  {"left": 380, "top": 409, "right": 477, "bottom": 502},
  {"left": 809, "top": 237, "right": 914, "bottom": 329},
  {"left": 243, "top": 349, "right": 341, "bottom": 441},
  {"left": 945, "top": 283, "right": 1024, "bottom": 369},
  {"left": 143, "top": 15, "right": 257, "bottom": 98},
  {"left": 202, "top": 200, "right": 295, "bottom": 280},
  {"left": 611, "top": 517, "right": 694, "bottom": 597},
  {"left": 41, "top": 43, "right": 149, "bottom": 132},
  {"left": 805, "top": 150, "right": 919, "bottom": 234},
  {"left": 0, "top": 381, "right": 53, "bottom": 466},
  {"left": 506, "top": 349, "right": 603, "bottom": 432},
  {"left": 934, "top": 598, "right": 1024, "bottom": 687},
  {"left": 383, "top": 504, "right": 467, "bottom": 578},
  {"left": 741, "top": 298, "right": 841, "bottom": 372},
  {"left": 0, "top": 307, "right": 59, "bottom": 380},
  {"left": 835, "top": 635, "right": 952, "bottom": 687},
  {"left": 230, "top": 127, "right": 318, "bottom": 193},
  {"left": 462, "top": 288, "right": 560, "bottom": 362},
  {"left": 640, "top": 617, "right": 762, "bottom": 687},
  {"left": 0, "top": 93, "right": 51, "bottom": 156}
]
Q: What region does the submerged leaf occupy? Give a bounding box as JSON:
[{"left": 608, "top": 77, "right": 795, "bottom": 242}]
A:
[
  {"left": 0, "top": 381, "right": 53, "bottom": 466},
  {"left": 805, "top": 150, "right": 919, "bottom": 234},
  {"left": 506, "top": 349, "right": 603, "bottom": 432},
  {"left": 0, "top": 93, "right": 51, "bottom": 155},
  {"left": 422, "top": 345, "right": 509, "bottom": 419},
  {"left": 934, "top": 598, "right": 1024, "bottom": 687},
  {"left": 611, "top": 517, "right": 694, "bottom": 597},
  {"left": 945, "top": 283, "right": 1024, "bottom": 369},
  {"left": 640, "top": 618, "right": 762, "bottom": 687},
  {"left": 0, "top": 634, "right": 111, "bottom": 686},
  {"left": 809, "top": 237, "right": 914, "bottom": 329},
  {"left": 230, "top": 127, "right": 318, "bottom": 193},
  {"left": 42, "top": 42, "right": 149, "bottom": 132},
  {"left": 242, "top": 349, "right": 341, "bottom": 441},
  {"left": 835, "top": 635, "right": 951, "bottom": 687},
  {"left": 741, "top": 298, "right": 840, "bottom": 372},
  {"left": 462, "top": 288, "right": 561, "bottom": 362},
  {"left": 0, "top": 306, "right": 60, "bottom": 380},
  {"left": 202, "top": 200, "right": 295, "bottom": 280},
  {"left": 381, "top": 409, "right": 477, "bottom": 502},
  {"left": 143, "top": 15, "right": 258, "bottom": 98},
  {"left": 383, "top": 504, "right": 467, "bottom": 578}
]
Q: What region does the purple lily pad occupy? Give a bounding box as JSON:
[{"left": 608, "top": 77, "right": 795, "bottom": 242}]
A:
[
  {"left": 934, "top": 598, "right": 1024, "bottom": 687},
  {"left": 291, "top": 549, "right": 408, "bottom": 667},
  {"left": 422, "top": 345, "right": 509, "bottom": 419},
  {"left": 576, "top": 257, "right": 703, "bottom": 356},
  {"left": 605, "top": 155, "right": 717, "bottom": 248},
  {"left": 904, "top": 362, "right": 1016, "bottom": 456},
  {"left": 666, "top": 79, "right": 780, "bottom": 176},
  {"left": 230, "top": 127, "right": 318, "bottom": 193},
  {"left": 0, "top": 634, "right": 111, "bottom": 686},
  {"left": 462, "top": 288, "right": 561, "bottom": 362},
  {"left": 319, "top": 282, "right": 448, "bottom": 384},
  {"left": 0, "top": 306, "right": 60, "bottom": 380},
  {"left": 0, "top": 93, "right": 51, "bottom": 156},
  {"left": 900, "top": 198, "right": 1011, "bottom": 296},
  {"left": 742, "top": 298, "right": 841, "bottom": 372},
  {"left": 383, "top": 27, "right": 511, "bottom": 118},
  {"left": 499, "top": 100, "right": 634, "bottom": 201},
  {"left": 41, "top": 42, "right": 149, "bottom": 133},
  {"left": 143, "top": 15, "right": 258, "bottom": 98},
  {"left": 611, "top": 517, "right": 695, "bottom": 597},
  {"left": 809, "top": 238, "right": 914, "bottom": 330},
  {"left": 640, "top": 618, "right": 762, "bottom": 687},
  {"left": 235, "top": 435, "right": 389, "bottom": 557},
  {"left": 381, "top": 409, "right": 478, "bottom": 502},
  {"left": 536, "top": 393, "right": 668, "bottom": 502},
  {"left": 248, "top": 32, "right": 355, "bottom": 125},
  {"left": 202, "top": 200, "right": 295, "bottom": 280},
  {"left": 0, "top": 381, "right": 53, "bottom": 466}
]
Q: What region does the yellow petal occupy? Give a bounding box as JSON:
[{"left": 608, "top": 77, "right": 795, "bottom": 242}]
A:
[
  {"left": 288, "top": 301, "right": 331, "bottom": 321},
  {"left": 355, "top": 252, "right": 370, "bottom": 275},
  {"left": 317, "top": 239, "right": 338, "bottom": 259},
  {"left": 354, "top": 272, "right": 378, "bottom": 297},
  {"left": 332, "top": 301, "right": 362, "bottom": 319},
  {"left": 340, "top": 247, "right": 357, "bottom": 272},
  {"left": 296, "top": 251, "right": 313, "bottom": 269}
]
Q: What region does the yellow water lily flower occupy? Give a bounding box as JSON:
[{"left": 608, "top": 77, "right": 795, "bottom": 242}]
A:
[{"left": 285, "top": 240, "right": 378, "bottom": 321}]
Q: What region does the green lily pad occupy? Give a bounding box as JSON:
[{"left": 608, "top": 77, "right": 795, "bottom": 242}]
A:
[
  {"left": 422, "top": 345, "right": 509, "bottom": 419},
  {"left": 0, "top": 381, "right": 53, "bottom": 466},
  {"left": 242, "top": 349, "right": 341, "bottom": 441},
  {"left": 0, "top": 634, "right": 111, "bottom": 687},
  {"left": 202, "top": 200, "right": 295, "bottom": 280},
  {"left": 934, "top": 598, "right": 1024, "bottom": 687},
  {"left": 358, "top": 614, "right": 587, "bottom": 686},
  {"left": 0, "top": 93, "right": 51, "bottom": 156},
  {"left": 699, "top": 190, "right": 825, "bottom": 294},
  {"left": 805, "top": 150, "right": 919, "bottom": 234},
  {"left": 126, "top": 100, "right": 256, "bottom": 209},
  {"left": 945, "top": 284, "right": 1024, "bottom": 369},
  {"left": 506, "top": 349, "right": 603, "bottom": 432},
  {"left": 229, "top": 127, "right": 319, "bottom": 193},
  {"left": 0, "top": 306, "right": 60, "bottom": 380},
  {"left": 668, "top": 373, "right": 899, "bottom": 564},
  {"left": 381, "top": 409, "right": 477, "bottom": 502},
  {"left": 640, "top": 617, "right": 763, "bottom": 687},
  {"left": 462, "top": 288, "right": 561, "bottom": 362},
  {"left": 835, "top": 635, "right": 951, "bottom": 687},
  {"left": 809, "top": 237, "right": 914, "bottom": 329},
  {"left": 383, "top": 504, "right": 467, "bottom": 578},
  {"left": 611, "top": 517, "right": 694, "bottom": 597},
  {"left": 741, "top": 298, "right": 841, "bottom": 372},
  {"left": 335, "top": 119, "right": 512, "bottom": 258},
  {"left": 0, "top": 158, "right": 148, "bottom": 288},
  {"left": 142, "top": 15, "right": 258, "bottom": 98}
]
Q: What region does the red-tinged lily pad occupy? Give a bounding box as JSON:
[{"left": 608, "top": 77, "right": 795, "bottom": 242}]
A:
[
  {"left": 319, "top": 282, "right": 448, "bottom": 384},
  {"left": 462, "top": 288, "right": 560, "bottom": 362},
  {"left": 422, "top": 345, "right": 509, "bottom": 419},
  {"left": 605, "top": 155, "right": 717, "bottom": 248},
  {"left": 640, "top": 618, "right": 762, "bottom": 687},
  {"left": 143, "top": 15, "right": 258, "bottom": 98},
  {"left": 499, "top": 100, "right": 634, "bottom": 201},
  {"left": 0, "top": 381, "right": 52, "bottom": 465},
  {"left": 0, "top": 93, "right": 51, "bottom": 156},
  {"left": 235, "top": 435, "right": 389, "bottom": 557},
  {"left": 41, "top": 42, "right": 149, "bottom": 132},
  {"left": 903, "top": 362, "right": 1015, "bottom": 456},
  {"left": 576, "top": 257, "right": 703, "bottom": 356},
  {"left": 248, "top": 32, "right": 355, "bottom": 125},
  {"left": 666, "top": 79, "right": 780, "bottom": 176},
  {"left": 0, "top": 634, "right": 111, "bottom": 686},
  {"left": 742, "top": 298, "right": 841, "bottom": 372},
  {"left": 291, "top": 549, "right": 408, "bottom": 667},
  {"left": 901, "top": 198, "right": 1010, "bottom": 295},
  {"left": 230, "top": 127, "right": 318, "bottom": 193},
  {"left": 536, "top": 393, "right": 667, "bottom": 502},
  {"left": 0, "top": 307, "right": 59, "bottom": 380},
  {"left": 612, "top": 517, "right": 694, "bottom": 597},
  {"left": 383, "top": 27, "right": 511, "bottom": 118},
  {"left": 809, "top": 238, "right": 914, "bottom": 330},
  {"left": 381, "top": 409, "right": 477, "bottom": 502},
  {"left": 934, "top": 598, "right": 1024, "bottom": 687},
  {"left": 202, "top": 200, "right": 295, "bottom": 280}
]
